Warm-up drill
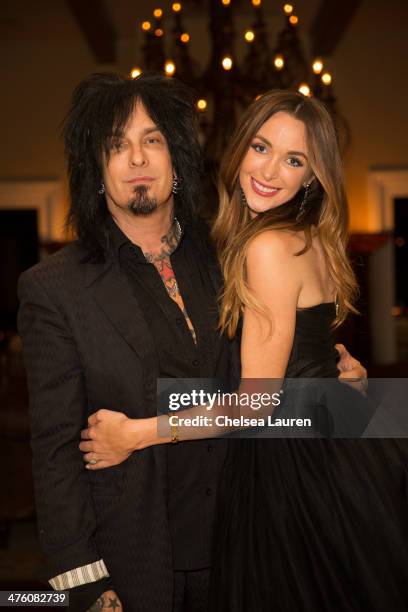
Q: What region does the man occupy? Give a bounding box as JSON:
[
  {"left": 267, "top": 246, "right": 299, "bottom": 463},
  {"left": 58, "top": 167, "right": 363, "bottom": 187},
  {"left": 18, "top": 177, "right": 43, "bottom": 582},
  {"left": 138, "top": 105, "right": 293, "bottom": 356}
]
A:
[{"left": 18, "top": 73, "right": 365, "bottom": 611}]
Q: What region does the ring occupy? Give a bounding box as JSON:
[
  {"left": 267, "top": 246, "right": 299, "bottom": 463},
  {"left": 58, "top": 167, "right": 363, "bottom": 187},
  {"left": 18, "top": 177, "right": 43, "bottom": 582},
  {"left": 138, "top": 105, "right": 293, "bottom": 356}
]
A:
[{"left": 88, "top": 452, "right": 98, "bottom": 465}]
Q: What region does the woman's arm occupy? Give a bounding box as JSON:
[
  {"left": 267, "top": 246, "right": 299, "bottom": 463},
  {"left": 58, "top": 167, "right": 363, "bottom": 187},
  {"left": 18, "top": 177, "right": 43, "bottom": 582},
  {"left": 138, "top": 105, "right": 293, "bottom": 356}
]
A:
[
  {"left": 240, "top": 230, "right": 300, "bottom": 379},
  {"left": 80, "top": 231, "right": 302, "bottom": 468}
]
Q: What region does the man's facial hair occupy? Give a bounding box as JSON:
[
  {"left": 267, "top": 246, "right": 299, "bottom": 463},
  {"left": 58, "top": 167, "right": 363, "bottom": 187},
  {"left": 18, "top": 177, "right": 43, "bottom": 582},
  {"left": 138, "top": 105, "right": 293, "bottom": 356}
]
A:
[{"left": 127, "top": 185, "right": 158, "bottom": 216}]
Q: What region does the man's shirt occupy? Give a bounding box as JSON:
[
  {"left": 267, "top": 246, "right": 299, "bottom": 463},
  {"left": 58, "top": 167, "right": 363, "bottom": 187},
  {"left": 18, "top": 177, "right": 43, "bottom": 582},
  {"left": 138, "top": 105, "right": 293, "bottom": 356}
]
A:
[{"left": 111, "top": 216, "right": 230, "bottom": 570}]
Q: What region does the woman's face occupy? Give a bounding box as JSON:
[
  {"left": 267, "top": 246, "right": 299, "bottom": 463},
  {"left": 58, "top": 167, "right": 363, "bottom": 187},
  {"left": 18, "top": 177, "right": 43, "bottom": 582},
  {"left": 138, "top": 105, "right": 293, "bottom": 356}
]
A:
[{"left": 239, "top": 111, "right": 313, "bottom": 217}]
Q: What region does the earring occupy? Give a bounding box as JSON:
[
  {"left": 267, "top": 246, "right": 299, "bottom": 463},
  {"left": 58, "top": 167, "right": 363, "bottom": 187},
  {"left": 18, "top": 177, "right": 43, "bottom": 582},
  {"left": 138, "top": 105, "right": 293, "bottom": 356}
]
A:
[
  {"left": 296, "top": 182, "right": 310, "bottom": 221},
  {"left": 98, "top": 182, "right": 105, "bottom": 195},
  {"left": 172, "top": 175, "right": 179, "bottom": 194},
  {"left": 240, "top": 187, "right": 248, "bottom": 207}
]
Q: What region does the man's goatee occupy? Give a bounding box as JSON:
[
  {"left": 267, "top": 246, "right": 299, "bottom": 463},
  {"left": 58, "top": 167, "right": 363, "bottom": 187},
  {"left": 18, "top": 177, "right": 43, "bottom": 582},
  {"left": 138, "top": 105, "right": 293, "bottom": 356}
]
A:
[{"left": 127, "top": 185, "right": 158, "bottom": 216}]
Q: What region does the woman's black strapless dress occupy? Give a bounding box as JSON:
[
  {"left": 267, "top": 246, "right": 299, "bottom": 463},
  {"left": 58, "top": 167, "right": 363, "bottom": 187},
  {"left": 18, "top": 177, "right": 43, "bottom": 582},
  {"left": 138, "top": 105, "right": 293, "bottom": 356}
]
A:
[{"left": 210, "top": 304, "right": 408, "bottom": 611}]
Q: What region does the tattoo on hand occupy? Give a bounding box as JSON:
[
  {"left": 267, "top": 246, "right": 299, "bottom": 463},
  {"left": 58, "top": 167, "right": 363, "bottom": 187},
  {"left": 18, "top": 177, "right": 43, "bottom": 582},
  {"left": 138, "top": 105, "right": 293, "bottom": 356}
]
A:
[
  {"left": 87, "top": 595, "right": 120, "bottom": 611},
  {"left": 87, "top": 596, "right": 104, "bottom": 611},
  {"left": 108, "top": 597, "right": 120, "bottom": 610}
]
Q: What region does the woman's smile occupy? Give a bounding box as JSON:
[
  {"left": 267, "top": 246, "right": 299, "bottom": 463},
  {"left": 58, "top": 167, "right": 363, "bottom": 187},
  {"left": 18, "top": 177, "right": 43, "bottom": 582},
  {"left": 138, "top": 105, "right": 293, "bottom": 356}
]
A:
[{"left": 250, "top": 177, "right": 281, "bottom": 197}]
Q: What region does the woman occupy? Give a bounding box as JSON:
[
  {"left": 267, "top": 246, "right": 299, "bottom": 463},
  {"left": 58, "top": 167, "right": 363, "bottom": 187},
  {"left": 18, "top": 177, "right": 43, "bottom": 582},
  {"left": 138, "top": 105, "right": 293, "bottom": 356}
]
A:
[{"left": 80, "top": 91, "right": 408, "bottom": 610}]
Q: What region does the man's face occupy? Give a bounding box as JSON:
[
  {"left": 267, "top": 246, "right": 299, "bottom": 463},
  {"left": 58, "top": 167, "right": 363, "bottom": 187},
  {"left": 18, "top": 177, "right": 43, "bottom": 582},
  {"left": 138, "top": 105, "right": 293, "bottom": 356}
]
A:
[{"left": 102, "top": 101, "right": 174, "bottom": 217}]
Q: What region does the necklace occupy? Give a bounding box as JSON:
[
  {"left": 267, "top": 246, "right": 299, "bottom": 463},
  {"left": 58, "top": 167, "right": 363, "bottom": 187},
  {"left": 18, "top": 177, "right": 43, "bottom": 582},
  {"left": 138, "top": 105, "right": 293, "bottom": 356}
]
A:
[{"left": 174, "top": 216, "right": 182, "bottom": 244}]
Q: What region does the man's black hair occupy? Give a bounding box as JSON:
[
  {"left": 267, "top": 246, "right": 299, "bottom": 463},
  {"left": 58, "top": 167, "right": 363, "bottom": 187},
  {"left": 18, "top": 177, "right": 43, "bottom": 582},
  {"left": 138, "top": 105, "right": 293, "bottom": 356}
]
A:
[{"left": 63, "top": 72, "right": 203, "bottom": 261}]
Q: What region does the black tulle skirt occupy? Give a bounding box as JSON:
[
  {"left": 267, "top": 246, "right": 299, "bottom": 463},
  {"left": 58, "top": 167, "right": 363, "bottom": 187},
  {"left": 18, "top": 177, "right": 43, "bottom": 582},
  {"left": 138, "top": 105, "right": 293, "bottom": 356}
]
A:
[
  {"left": 210, "top": 307, "right": 408, "bottom": 611},
  {"left": 210, "top": 437, "right": 408, "bottom": 611}
]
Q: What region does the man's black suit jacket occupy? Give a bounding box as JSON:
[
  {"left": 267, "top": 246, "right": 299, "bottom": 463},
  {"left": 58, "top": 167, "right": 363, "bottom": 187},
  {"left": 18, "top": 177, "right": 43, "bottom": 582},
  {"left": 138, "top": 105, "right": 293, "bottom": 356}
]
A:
[{"left": 17, "top": 231, "right": 230, "bottom": 611}]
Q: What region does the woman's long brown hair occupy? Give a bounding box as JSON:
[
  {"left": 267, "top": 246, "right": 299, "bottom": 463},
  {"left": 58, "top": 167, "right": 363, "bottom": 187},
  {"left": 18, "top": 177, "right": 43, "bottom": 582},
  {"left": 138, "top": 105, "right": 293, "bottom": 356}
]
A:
[{"left": 212, "top": 90, "right": 358, "bottom": 338}]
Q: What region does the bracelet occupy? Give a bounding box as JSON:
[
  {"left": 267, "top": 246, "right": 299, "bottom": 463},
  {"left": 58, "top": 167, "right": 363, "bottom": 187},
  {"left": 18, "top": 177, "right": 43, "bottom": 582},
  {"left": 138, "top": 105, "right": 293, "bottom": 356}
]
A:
[{"left": 169, "top": 415, "right": 179, "bottom": 443}]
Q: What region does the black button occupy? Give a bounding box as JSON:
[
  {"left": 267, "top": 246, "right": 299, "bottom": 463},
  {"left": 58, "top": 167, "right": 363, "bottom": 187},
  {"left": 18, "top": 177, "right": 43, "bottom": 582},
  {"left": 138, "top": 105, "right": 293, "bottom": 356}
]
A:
[
  {"left": 192, "top": 359, "right": 199, "bottom": 367},
  {"left": 206, "top": 487, "right": 212, "bottom": 496},
  {"left": 207, "top": 444, "right": 213, "bottom": 452},
  {"left": 176, "top": 317, "right": 183, "bottom": 325}
]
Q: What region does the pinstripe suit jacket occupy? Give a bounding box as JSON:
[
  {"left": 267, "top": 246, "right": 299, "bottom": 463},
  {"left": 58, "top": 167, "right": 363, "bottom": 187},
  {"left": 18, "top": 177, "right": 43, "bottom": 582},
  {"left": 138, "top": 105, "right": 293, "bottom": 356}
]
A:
[{"left": 17, "top": 231, "right": 227, "bottom": 611}]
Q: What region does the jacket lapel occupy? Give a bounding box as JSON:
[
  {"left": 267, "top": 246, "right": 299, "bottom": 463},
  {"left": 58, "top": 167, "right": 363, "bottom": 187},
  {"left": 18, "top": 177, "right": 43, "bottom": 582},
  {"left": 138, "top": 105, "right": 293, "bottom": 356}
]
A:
[
  {"left": 85, "top": 257, "right": 167, "bottom": 480},
  {"left": 85, "top": 258, "right": 157, "bottom": 364}
]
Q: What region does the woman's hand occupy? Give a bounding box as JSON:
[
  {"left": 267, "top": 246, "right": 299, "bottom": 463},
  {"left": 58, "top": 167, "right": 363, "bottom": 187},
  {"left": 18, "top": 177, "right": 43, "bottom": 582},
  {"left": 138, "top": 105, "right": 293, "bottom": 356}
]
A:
[
  {"left": 335, "top": 343, "right": 368, "bottom": 394},
  {"left": 79, "top": 409, "right": 159, "bottom": 470}
]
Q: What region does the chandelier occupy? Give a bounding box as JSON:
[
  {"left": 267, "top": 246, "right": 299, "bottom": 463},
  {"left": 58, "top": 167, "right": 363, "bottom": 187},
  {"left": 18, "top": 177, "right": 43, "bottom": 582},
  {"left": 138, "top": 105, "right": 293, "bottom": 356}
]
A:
[{"left": 132, "top": 1, "right": 342, "bottom": 165}]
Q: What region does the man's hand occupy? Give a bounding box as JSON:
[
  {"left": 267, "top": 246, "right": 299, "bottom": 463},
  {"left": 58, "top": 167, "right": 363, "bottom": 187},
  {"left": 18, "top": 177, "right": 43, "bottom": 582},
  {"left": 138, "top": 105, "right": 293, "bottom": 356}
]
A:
[
  {"left": 335, "top": 343, "right": 368, "bottom": 394},
  {"left": 86, "top": 590, "right": 122, "bottom": 611}
]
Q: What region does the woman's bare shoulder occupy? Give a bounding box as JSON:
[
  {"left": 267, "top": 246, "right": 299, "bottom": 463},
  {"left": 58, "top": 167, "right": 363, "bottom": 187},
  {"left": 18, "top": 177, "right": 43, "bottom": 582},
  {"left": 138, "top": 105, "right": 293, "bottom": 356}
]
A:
[{"left": 246, "top": 229, "right": 304, "bottom": 262}]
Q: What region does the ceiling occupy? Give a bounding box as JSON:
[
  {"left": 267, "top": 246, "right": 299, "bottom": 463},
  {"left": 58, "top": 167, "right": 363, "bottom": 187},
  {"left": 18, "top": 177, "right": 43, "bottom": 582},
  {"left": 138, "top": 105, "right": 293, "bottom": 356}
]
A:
[
  {"left": 0, "top": 0, "right": 320, "bottom": 42},
  {"left": 0, "top": 0, "right": 360, "bottom": 64}
]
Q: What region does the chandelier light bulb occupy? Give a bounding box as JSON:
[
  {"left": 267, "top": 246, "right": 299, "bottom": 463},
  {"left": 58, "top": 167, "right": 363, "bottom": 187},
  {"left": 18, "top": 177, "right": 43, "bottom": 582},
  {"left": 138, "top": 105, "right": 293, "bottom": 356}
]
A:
[
  {"left": 312, "top": 59, "right": 323, "bottom": 74},
  {"left": 221, "top": 0, "right": 231, "bottom": 5},
  {"left": 321, "top": 72, "right": 332, "bottom": 85},
  {"left": 130, "top": 67, "right": 142, "bottom": 79},
  {"left": 153, "top": 8, "right": 163, "bottom": 18},
  {"left": 197, "top": 99, "right": 207, "bottom": 110},
  {"left": 180, "top": 33, "right": 190, "bottom": 43},
  {"left": 298, "top": 83, "right": 311, "bottom": 96},
  {"left": 172, "top": 2, "right": 182, "bottom": 11},
  {"left": 141, "top": 21, "right": 151, "bottom": 31},
  {"left": 165, "top": 61, "right": 176, "bottom": 76},
  {"left": 252, "top": 0, "right": 262, "bottom": 6},
  {"left": 289, "top": 15, "right": 298, "bottom": 24},
  {"left": 283, "top": 4, "right": 293, "bottom": 13},
  {"left": 245, "top": 30, "right": 255, "bottom": 42},
  {"left": 222, "top": 56, "right": 233, "bottom": 70},
  {"left": 155, "top": 28, "right": 164, "bottom": 37},
  {"left": 274, "top": 55, "right": 285, "bottom": 70}
]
